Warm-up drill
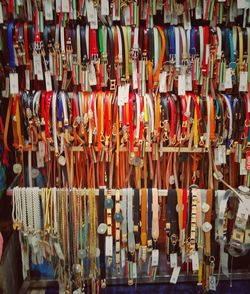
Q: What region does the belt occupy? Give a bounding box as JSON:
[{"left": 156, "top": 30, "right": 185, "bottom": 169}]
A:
[{"left": 141, "top": 188, "right": 147, "bottom": 262}]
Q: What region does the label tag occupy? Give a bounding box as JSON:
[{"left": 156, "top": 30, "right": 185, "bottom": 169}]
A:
[
  {"left": 170, "top": 266, "right": 181, "bottom": 284},
  {"left": 62, "top": 0, "right": 70, "bottom": 12},
  {"left": 195, "top": 3, "right": 202, "bottom": 19},
  {"left": 239, "top": 71, "right": 248, "bottom": 92},
  {"left": 36, "top": 151, "right": 45, "bottom": 168},
  {"left": 0, "top": 2, "right": 3, "bottom": 24},
  {"left": 178, "top": 75, "right": 186, "bottom": 96},
  {"left": 209, "top": 276, "right": 217, "bottom": 291},
  {"left": 218, "top": 145, "right": 226, "bottom": 165},
  {"left": 221, "top": 251, "right": 229, "bottom": 277},
  {"left": 170, "top": 252, "right": 178, "bottom": 268},
  {"left": 185, "top": 73, "right": 192, "bottom": 91},
  {"left": 246, "top": 151, "right": 250, "bottom": 171},
  {"left": 86, "top": 0, "right": 96, "bottom": 23},
  {"left": 183, "top": 10, "right": 191, "bottom": 30},
  {"left": 25, "top": 70, "right": 30, "bottom": 91},
  {"left": 105, "top": 235, "right": 113, "bottom": 257},
  {"left": 118, "top": 86, "right": 125, "bottom": 106},
  {"left": 133, "top": 262, "right": 137, "bottom": 278},
  {"left": 205, "top": 44, "right": 210, "bottom": 65},
  {"left": 121, "top": 248, "right": 126, "bottom": 268},
  {"left": 44, "top": 0, "right": 53, "bottom": 20},
  {"left": 9, "top": 73, "right": 19, "bottom": 95},
  {"left": 152, "top": 249, "right": 159, "bottom": 266},
  {"left": 101, "top": 0, "right": 109, "bottom": 15},
  {"left": 214, "top": 148, "right": 220, "bottom": 166},
  {"left": 54, "top": 242, "right": 65, "bottom": 260},
  {"left": 39, "top": 141, "right": 46, "bottom": 156},
  {"left": 45, "top": 71, "right": 52, "bottom": 91},
  {"left": 123, "top": 83, "right": 130, "bottom": 104},
  {"left": 33, "top": 53, "right": 44, "bottom": 80},
  {"left": 73, "top": 289, "right": 84, "bottom": 294},
  {"left": 89, "top": 62, "right": 97, "bottom": 86},
  {"left": 191, "top": 251, "right": 199, "bottom": 271},
  {"left": 159, "top": 71, "right": 167, "bottom": 93},
  {"left": 224, "top": 68, "right": 232, "bottom": 89},
  {"left": 237, "top": 0, "right": 248, "bottom": 9},
  {"left": 123, "top": 5, "right": 130, "bottom": 25},
  {"left": 132, "top": 61, "right": 138, "bottom": 90}
]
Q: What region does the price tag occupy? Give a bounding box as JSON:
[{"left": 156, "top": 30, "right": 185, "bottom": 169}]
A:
[
  {"left": 89, "top": 62, "right": 97, "bottom": 86},
  {"left": 221, "top": 251, "right": 229, "bottom": 277},
  {"left": 62, "top": 0, "right": 70, "bottom": 12},
  {"left": 152, "top": 249, "right": 159, "bottom": 266},
  {"left": 123, "top": 83, "right": 130, "bottom": 104},
  {"left": 224, "top": 68, "right": 233, "bottom": 89},
  {"left": 191, "top": 251, "right": 199, "bottom": 271},
  {"left": 9, "top": 73, "right": 19, "bottom": 95},
  {"left": 36, "top": 152, "right": 45, "bottom": 168},
  {"left": 170, "top": 252, "right": 178, "bottom": 268},
  {"left": 159, "top": 72, "right": 167, "bottom": 93},
  {"left": 132, "top": 61, "right": 138, "bottom": 90},
  {"left": 56, "top": 0, "right": 61, "bottom": 13},
  {"left": 178, "top": 75, "right": 186, "bottom": 96},
  {"left": 170, "top": 266, "right": 181, "bottom": 284},
  {"left": 89, "top": 8, "right": 98, "bottom": 29},
  {"left": 237, "top": 0, "right": 248, "bottom": 8},
  {"left": 133, "top": 263, "right": 137, "bottom": 278},
  {"left": 54, "top": 242, "right": 65, "bottom": 260},
  {"left": 25, "top": 70, "right": 30, "bottom": 91},
  {"left": 118, "top": 86, "right": 125, "bottom": 106},
  {"left": 195, "top": 3, "right": 202, "bottom": 19},
  {"left": 101, "top": 0, "right": 109, "bottom": 15},
  {"left": 121, "top": 248, "right": 126, "bottom": 268},
  {"left": 33, "top": 53, "right": 44, "bottom": 80},
  {"left": 209, "top": 276, "right": 217, "bottom": 291},
  {"left": 218, "top": 145, "right": 226, "bottom": 165},
  {"left": 2, "top": 77, "right": 10, "bottom": 98},
  {"left": 169, "top": 175, "right": 175, "bottom": 185},
  {"left": 73, "top": 289, "right": 84, "bottom": 294},
  {"left": 86, "top": 0, "right": 96, "bottom": 23},
  {"left": 44, "top": 0, "right": 53, "bottom": 21},
  {"left": 246, "top": 151, "right": 250, "bottom": 171},
  {"left": 183, "top": 10, "right": 191, "bottom": 30},
  {"left": 0, "top": 2, "right": 3, "bottom": 24},
  {"left": 185, "top": 73, "right": 192, "bottom": 91},
  {"left": 105, "top": 235, "right": 113, "bottom": 257},
  {"left": 38, "top": 141, "right": 46, "bottom": 156},
  {"left": 214, "top": 148, "right": 220, "bottom": 166},
  {"left": 164, "top": 10, "right": 171, "bottom": 23},
  {"left": 239, "top": 71, "right": 248, "bottom": 92},
  {"left": 123, "top": 6, "right": 130, "bottom": 26},
  {"left": 45, "top": 71, "right": 52, "bottom": 91}
]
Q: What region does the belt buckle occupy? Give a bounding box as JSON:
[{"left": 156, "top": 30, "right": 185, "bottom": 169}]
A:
[
  {"left": 142, "top": 51, "right": 147, "bottom": 61},
  {"left": 131, "top": 48, "right": 140, "bottom": 60},
  {"left": 109, "top": 79, "right": 116, "bottom": 91},
  {"left": 101, "top": 53, "right": 108, "bottom": 64},
  {"left": 91, "top": 53, "right": 99, "bottom": 63}
]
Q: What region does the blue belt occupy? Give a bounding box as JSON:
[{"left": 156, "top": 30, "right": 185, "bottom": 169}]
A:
[
  {"left": 8, "top": 21, "right": 16, "bottom": 69},
  {"left": 169, "top": 26, "right": 175, "bottom": 56},
  {"left": 190, "top": 27, "right": 196, "bottom": 56}
]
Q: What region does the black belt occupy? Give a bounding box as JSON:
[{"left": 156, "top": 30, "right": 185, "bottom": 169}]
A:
[
  {"left": 134, "top": 188, "right": 140, "bottom": 249},
  {"left": 167, "top": 189, "right": 179, "bottom": 253},
  {"left": 80, "top": 26, "right": 88, "bottom": 66}
]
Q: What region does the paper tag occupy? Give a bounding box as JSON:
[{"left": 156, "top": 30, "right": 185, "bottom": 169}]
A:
[
  {"left": 209, "top": 276, "right": 217, "bottom": 291},
  {"left": 132, "top": 61, "right": 138, "bottom": 90},
  {"left": 86, "top": 0, "right": 96, "bottom": 23},
  {"left": 54, "top": 242, "right": 65, "bottom": 260},
  {"left": 183, "top": 10, "right": 191, "bottom": 30},
  {"left": 38, "top": 141, "right": 46, "bottom": 156},
  {"left": 191, "top": 251, "right": 199, "bottom": 271},
  {"left": 182, "top": 246, "right": 186, "bottom": 264},
  {"left": 123, "top": 84, "right": 130, "bottom": 104},
  {"left": 237, "top": 0, "right": 248, "bottom": 9},
  {"left": 9, "top": 73, "right": 19, "bottom": 95},
  {"left": 178, "top": 75, "right": 186, "bottom": 96},
  {"left": 105, "top": 236, "right": 113, "bottom": 257},
  {"left": 218, "top": 145, "right": 226, "bottom": 165},
  {"left": 33, "top": 53, "right": 44, "bottom": 80},
  {"left": 152, "top": 249, "right": 159, "bottom": 267},
  {"left": 36, "top": 152, "right": 45, "bottom": 168},
  {"left": 246, "top": 151, "right": 250, "bottom": 171},
  {"left": 170, "top": 252, "right": 178, "bottom": 268},
  {"left": 62, "top": 0, "right": 70, "bottom": 12},
  {"left": 2, "top": 77, "right": 9, "bottom": 98},
  {"left": 224, "top": 68, "right": 233, "bottom": 89},
  {"left": 221, "top": 251, "right": 229, "bottom": 277},
  {"left": 205, "top": 45, "right": 210, "bottom": 65},
  {"left": 89, "top": 8, "right": 98, "bottom": 29},
  {"left": 170, "top": 266, "right": 181, "bottom": 284},
  {"left": 123, "top": 5, "right": 130, "bottom": 25},
  {"left": 101, "top": 0, "right": 109, "bottom": 15},
  {"left": 133, "top": 263, "right": 137, "bottom": 278},
  {"left": 185, "top": 73, "right": 192, "bottom": 91},
  {"left": 195, "top": 3, "right": 202, "bottom": 19},
  {"left": 239, "top": 71, "right": 248, "bottom": 92},
  {"left": 44, "top": 0, "right": 53, "bottom": 20},
  {"left": 45, "top": 71, "right": 52, "bottom": 91},
  {"left": 214, "top": 148, "right": 220, "bottom": 166},
  {"left": 159, "top": 71, "right": 167, "bottom": 93},
  {"left": 25, "top": 70, "right": 30, "bottom": 91},
  {"left": 89, "top": 62, "right": 97, "bottom": 86},
  {"left": 118, "top": 86, "right": 125, "bottom": 106},
  {"left": 121, "top": 248, "right": 125, "bottom": 268},
  {"left": 0, "top": 2, "right": 3, "bottom": 24}
]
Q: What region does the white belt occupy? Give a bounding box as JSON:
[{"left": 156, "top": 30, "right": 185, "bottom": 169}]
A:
[
  {"left": 217, "top": 27, "right": 222, "bottom": 60},
  {"left": 76, "top": 24, "right": 81, "bottom": 64},
  {"left": 179, "top": 26, "right": 187, "bottom": 61},
  {"left": 127, "top": 188, "right": 135, "bottom": 253},
  {"left": 174, "top": 26, "right": 180, "bottom": 68},
  {"left": 199, "top": 26, "right": 204, "bottom": 66}
]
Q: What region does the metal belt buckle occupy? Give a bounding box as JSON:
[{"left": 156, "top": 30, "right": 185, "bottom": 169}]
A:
[
  {"left": 91, "top": 53, "right": 99, "bottom": 64},
  {"left": 101, "top": 53, "right": 108, "bottom": 64},
  {"left": 131, "top": 48, "right": 140, "bottom": 60},
  {"left": 142, "top": 51, "right": 147, "bottom": 61},
  {"left": 109, "top": 79, "right": 116, "bottom": 91}
]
